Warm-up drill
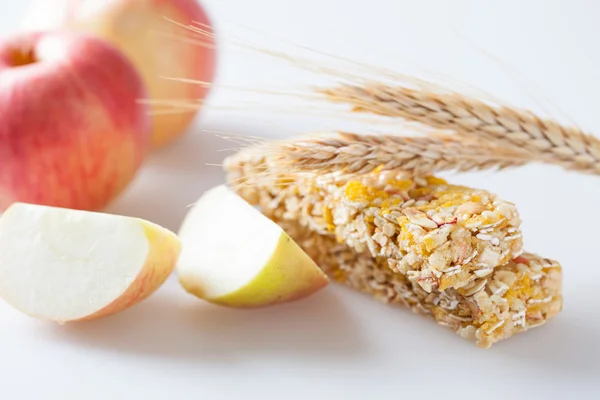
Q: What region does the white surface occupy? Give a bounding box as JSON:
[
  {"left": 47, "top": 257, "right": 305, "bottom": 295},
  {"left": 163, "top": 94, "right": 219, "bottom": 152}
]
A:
[{"left": 1, "top": 0, "right": 600, "bottom": 399}]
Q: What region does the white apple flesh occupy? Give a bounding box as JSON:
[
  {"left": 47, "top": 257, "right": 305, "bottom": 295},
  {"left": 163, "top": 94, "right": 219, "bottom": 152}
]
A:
[
  {"left": 0, "top": 203, "right": 181, "bottom": 322},
  {"left": 176, "top": 185, "right": 329, "bottom": 308}
]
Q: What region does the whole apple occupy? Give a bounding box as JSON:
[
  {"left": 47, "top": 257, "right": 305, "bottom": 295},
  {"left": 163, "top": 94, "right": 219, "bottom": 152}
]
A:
[
  {"left": 0, "top": 31, "right": 150, "bottom": 212},
  {"left": 22, "top": 0, "right": 217, "bottom": 149}
]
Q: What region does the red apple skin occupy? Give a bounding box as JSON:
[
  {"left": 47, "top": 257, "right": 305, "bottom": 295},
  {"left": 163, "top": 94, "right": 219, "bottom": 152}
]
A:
[
  {"left": 0, "top": 31, "right": 150, "bottom": 212},
  {"left": 22, "top": 0, "right": 218, "bottom": 149}
]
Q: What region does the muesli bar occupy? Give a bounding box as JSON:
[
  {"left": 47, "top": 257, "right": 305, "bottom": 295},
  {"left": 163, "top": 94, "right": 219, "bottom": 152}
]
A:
[{"left": 224, "top": 149, "right": 524, "bottom": 293}]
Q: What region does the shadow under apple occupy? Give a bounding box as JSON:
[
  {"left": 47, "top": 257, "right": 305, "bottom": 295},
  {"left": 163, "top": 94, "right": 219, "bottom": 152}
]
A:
[
  {"left": 104, "top": 119, "right": 245, "bottom": 233},
  {"left": 104, "top": 114, "right": 323, "bottom": 231},
  {"left": 42, "top": 283, "right": 368, "bottom": 363}
]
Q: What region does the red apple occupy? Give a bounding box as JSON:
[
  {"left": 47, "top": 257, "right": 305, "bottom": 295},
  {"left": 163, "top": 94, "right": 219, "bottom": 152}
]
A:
[
  {"left": 0, "top": 31, "right": 150, "bottom": 212},
  {"left": 22, "top": 0, "right": 218, "bottom": 149}
]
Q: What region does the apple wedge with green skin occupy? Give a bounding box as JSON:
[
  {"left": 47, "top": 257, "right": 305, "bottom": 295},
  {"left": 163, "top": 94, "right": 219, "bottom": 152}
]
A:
[
  {"left": 176, "top": 185, "right": 329, "bottom": 307},
  {"left": 0, "top": 203, "right": 181, "bottom": 322}
]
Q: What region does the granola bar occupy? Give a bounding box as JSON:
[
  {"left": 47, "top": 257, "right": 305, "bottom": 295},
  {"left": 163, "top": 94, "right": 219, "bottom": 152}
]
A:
[
  {"left": 224, "top": 150, "right": 524, "bottom": 293},
  {"left": 224, "top": 148, "right": 563, "bottom": 346},
  {"left": 279, "top": 219, "right": 563, "bottom": 348}
]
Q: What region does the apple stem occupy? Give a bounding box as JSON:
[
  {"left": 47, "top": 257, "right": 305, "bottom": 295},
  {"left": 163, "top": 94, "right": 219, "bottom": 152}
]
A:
[{"left": 11, "top": 47, "right": 37, "bottom": 67}]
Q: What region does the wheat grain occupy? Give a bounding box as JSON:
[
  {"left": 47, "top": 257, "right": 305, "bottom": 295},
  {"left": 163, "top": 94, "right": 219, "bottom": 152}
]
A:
[
  {"left": 321, "top": 84, "right": 600, "bottom": 175},
  {"left": 265, "top": 131, "right": 533, "bottom": 176}
]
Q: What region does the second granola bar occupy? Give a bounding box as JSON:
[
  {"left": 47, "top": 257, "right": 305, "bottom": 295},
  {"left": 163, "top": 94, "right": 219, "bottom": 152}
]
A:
[{"left": 224, "top": 150, "right": 524, "bottom": 293}]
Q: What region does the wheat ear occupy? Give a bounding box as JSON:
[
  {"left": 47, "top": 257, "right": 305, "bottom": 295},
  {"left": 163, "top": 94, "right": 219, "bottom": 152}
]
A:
[
  {"left": 321, "top": 84, "right": 600, "bottom": 175},
  {"left": 262, "top": 132, "right": 533, "bottom": 176}
]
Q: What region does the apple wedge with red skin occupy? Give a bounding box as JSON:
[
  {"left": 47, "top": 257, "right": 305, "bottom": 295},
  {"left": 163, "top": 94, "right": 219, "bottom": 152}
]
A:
[
  {"left": 0, "top": 202, "right": 181, "bottom": 322},
  {"left": 0, "top": 31, "right": 150, "bottom": 212}
]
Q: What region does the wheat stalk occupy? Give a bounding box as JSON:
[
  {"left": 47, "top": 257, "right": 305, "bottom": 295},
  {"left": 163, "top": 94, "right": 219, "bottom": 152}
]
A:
[
  {"left": 262, "top": 131, "right": 533, "bottom": 176},
  {"left": 170, "top": 18, "right": 600, "bottom": 176},
  {"left": 320, "top": 84, "right": 600, "bottom": 176}
]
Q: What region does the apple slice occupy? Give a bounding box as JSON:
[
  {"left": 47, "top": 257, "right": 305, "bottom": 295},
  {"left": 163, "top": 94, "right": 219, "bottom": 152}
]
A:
[
  {"left": 0, "top": 203, "right": 181, "bottom": 322},
  {"left": 176, "top": 185, "right": 329, "bottom": 308}
]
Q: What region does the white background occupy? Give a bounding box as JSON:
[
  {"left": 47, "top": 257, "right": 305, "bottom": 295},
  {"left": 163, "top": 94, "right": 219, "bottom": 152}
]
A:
[{"left": 1, "top": 0, "right": 599, "bottom": 399}]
